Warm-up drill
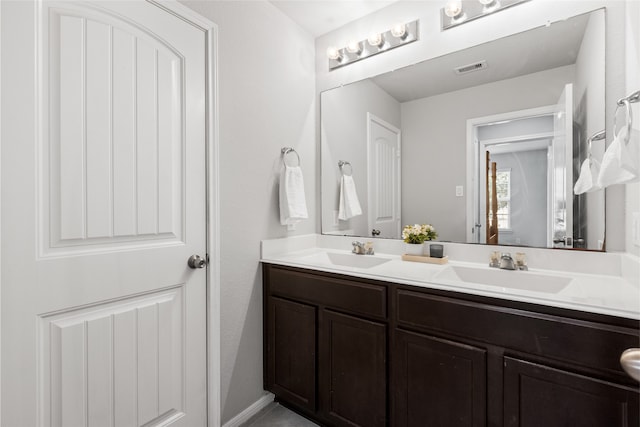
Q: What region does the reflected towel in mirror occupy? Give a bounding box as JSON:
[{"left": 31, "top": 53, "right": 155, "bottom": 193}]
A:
[
  {"left": 279, "top": 165, "right": 309, "bottom": 225},
  {"left": 338, "top": 175, "right": 362, "bottom": 220},
  {"left": 574, "top": 157, "right": 601, "bottom": 195},
  {"left": 597, "top": 125, "right": 639, "bottom": 188}
]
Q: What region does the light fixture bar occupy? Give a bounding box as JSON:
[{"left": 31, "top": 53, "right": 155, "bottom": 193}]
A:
[
  {"left": 328, "top": 20, "right": 419, "bottom": 71},
  {"left": 441, "top": 0, "right": 530, "bottom": 31}
]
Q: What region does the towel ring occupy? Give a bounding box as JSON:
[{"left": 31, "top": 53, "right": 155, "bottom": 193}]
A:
[
  {"left": 338, "top": 160, "right": 353, "bottom": 176},
  {"left": 613, "top": 99, "right": 632, "bottom": 145},
  {"left": 281, "top": 147, "right": 300, "bottom": 167},
  {"left": 587, "top": 129, "right": 605, "bottom": 161}
]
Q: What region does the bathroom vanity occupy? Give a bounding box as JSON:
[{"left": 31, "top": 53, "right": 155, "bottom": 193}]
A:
[{"left": 262, "top": 246, "right": 640, "bottom": 427}]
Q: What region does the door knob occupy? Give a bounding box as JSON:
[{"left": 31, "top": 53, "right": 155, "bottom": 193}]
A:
[
  {"left": 620, "top": 348, "right": 640, "bottom": 381},
  {"left": 188, "top": 254, "right": 207, "bottom": 269},
  {"left": 372, "top": 229, "right": 381, "bottom": 236}
]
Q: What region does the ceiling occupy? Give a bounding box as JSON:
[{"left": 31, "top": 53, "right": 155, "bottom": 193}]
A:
[
  {"left": 371, "top": 12, "right": 589, "bottom": 102},
  {"left": 269, "top": 0, "right": 399, "bottom": 37}
]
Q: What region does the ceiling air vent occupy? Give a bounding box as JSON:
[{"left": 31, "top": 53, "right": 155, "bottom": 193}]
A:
[{"left": 454, "top": 60, "right": 488, "bottom": 75}]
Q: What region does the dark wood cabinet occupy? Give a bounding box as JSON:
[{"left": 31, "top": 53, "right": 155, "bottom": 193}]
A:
[
  {"left": 320, "top": 310, "right": 387, "bottom": 427},
  {"left": 263, "top": 263, "right": 640, "bottom": 427},
  {"left": 264, "top": 264, "right": 388, "bottom": 426},
  {"left": 393, "top": 329, "right": 487, "bottom": 427},
  {"left": 504, "top": 357, "right": 639, "bottom": 427}
]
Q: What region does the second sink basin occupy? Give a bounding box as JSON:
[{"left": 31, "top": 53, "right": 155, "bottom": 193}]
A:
[
  {"left": 435, "top": 265, "right": 572, "bottom": 293},
  {"left": 326, "top": 252, "right": 391, "bottom": 269}
]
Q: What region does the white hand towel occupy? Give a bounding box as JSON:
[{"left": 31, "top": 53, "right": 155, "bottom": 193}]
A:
[
  {"left": 597, "top": 125, "right": 639, "bottom": 188},
  {"left": 573, "top": 157, "right": 601, "bottom": 195},
  {"left": 279, "top": 165, "right": 308, "bottom": 225},
  {"left": 338, "top": 175, "right": 362, "bottom": 220}
]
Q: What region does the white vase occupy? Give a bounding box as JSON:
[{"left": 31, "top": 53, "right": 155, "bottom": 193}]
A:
[{"left": 404, "top": 243, "right": 424, "bottom": 256}]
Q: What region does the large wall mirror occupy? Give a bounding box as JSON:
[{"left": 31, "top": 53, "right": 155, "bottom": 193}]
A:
[{"left": 321, "top": 9, "right": 606, "bottom": 251}]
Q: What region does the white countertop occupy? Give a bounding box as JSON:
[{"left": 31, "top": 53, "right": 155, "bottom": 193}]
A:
[{"left": 261, "top": 236, "right": 640, "bottom": 320}]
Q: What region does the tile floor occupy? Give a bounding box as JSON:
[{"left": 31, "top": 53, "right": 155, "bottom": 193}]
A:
[{"left": 241, "top": 402, "right": 320, "bottom": 427}]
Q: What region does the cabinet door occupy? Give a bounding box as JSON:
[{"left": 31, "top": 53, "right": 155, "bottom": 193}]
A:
[
  {"left": 320, "top": 310, "right": 387, "bottom": 427},
  {"left": 393, "top": 329, "right": 487, "bottom": 427},
  {"left": 267, "top": 297, "right": 317, "bottom": 411},
  {"left": 504, "top": 357, "right": 639, "bottom": 427}
]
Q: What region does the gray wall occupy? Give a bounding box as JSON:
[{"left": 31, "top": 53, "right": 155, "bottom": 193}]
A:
[
  {"left": 321, "top": 80, "right": 400, "bottom": 236},
  {"left": 492, "top": 149, "right": 548, "bottom": 247},
  {"left": 401, "top": 65, "right": 575, "bottom": 242},
  {"left": 179, "top": 1, "right": 316, "bottom": 423}
]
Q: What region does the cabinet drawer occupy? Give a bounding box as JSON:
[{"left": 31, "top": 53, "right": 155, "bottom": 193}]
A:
[
  {"left": 396, "top": 289, "right": 639, "bottom": 378},
  {"left": 267, "top": 265, "right": 387, "bottom": 319}
]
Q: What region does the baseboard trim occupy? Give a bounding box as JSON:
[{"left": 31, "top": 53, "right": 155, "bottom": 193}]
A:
[{"left": 222, "top": 393, "right": 275, "bottom": 427}]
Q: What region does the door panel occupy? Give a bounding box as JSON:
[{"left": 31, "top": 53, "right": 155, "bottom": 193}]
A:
[
  {"left": 367, "top": 113, "right": 401, "bottom": 239},
  {"left": 45, "top": 3, "right": 185, "bottom": 254},
  {"left": 551, "top": 83, "right": 573, "bottom": 247},
  {"left": 42, "top": 287, "right": 185, "bottom": 427},
  {"left": 320, "top": 309, "right": 386, "bottom": 427},
  {"left": 267, "top": 297, "right": 317, "bottom": 411},
  {"left": 393, "top": 329, "right": 487, "bottom": 427},
  {"left": 1, "top": 1, "right": 207, "bottom": 426}
]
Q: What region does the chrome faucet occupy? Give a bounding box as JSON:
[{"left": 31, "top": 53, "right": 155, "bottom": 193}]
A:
[
  {"left": 490, "top": 251, "right": 528, "bottom": 270},
  {"left": 352, "top": 241, "right": 374, "bottom": 255},
  {"left": 499, "top": 253, "right": 516, "bottom": 270}
]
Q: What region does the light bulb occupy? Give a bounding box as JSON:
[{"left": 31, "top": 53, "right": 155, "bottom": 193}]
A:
[
  {"left": 367, "top": 33, "right": 384, "bottom": 48},
  {"left": 444, "top": 0, "right": 463, "bottom": 18},
  {"left": 390, "top": 23, "right": 407, "bottom": 39},
  {"left": 479, "top": 0, "right": 499, "bottom": 12},
  {"left": 346, "top": 40, "right": 362, "bottom": 54},
  {"left": 326, "top": 46, "right": 342, "bottom": 60}
]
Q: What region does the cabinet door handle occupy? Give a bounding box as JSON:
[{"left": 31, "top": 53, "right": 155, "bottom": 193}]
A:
[{"left": 620, "top": 348, "right": 640, "bottom": 381}]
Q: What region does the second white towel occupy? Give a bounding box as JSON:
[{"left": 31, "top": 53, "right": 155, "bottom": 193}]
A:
[
  {"left": 574, "top": 157, "right": 601, "bottom": 195},
  {"left": 338, "top": 175, "right": 362, "bottom": 220}
]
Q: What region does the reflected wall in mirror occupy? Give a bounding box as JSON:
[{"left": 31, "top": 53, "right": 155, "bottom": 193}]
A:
[{"left": 321, "top": 9, "right": 606, "bottom": 250}]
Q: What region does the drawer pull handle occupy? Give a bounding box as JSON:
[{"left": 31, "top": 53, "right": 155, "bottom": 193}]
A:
[{"left": 620, "top": 348, "right": 640, "bottom": 381}]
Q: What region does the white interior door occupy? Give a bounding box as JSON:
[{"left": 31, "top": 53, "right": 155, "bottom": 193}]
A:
[
  {"left": 1, "top": 1, "right": 208, "bottom": 426},
  {"left": 551, "top": 83, "right": 574, "bottom": 247},
  {"left": 367, "top": 113, "right": 401, "bottom": 239}
]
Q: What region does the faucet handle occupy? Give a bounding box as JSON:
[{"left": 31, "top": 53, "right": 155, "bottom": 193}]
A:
[
  {"left": 364, "top": 242, "right": 374, "bottom": 255},
  {"left": 489, "top": 251, "right": 500, "bottom": 268},
  {"left": 515, "top": 252, "right": 528, "bottom": 270}
]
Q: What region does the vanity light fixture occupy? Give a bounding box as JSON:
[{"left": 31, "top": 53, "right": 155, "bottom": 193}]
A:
[
  {"left": 441, "top": 0, "right": 529, "bottom": 31},
  {"left": 328, "top": 20, "right": 419, "bottom": 70}
]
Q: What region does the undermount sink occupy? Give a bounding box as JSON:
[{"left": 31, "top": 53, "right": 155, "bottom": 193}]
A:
[
  {"left": 326, "top": 252, "right": 391, "bottom": 269},
  {"left": 435, "top": 265, "right": 572, "bottom": 294}
]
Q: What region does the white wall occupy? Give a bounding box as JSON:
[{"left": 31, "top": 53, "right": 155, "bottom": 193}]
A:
[
  {"left": 321, "top": 79, "right": 400, "bottom": 236},
  {"left": 401, "top": 66, "right": 574, "bottom": 242},
  {"left": 574, "top": 10, "right": 606, "bottom": 249},
  {"left": 316, "top": 0, "right": 629, "bottom": 252},
  {"left": 179, "top": 1, "right": 316, "bottom": 423}
]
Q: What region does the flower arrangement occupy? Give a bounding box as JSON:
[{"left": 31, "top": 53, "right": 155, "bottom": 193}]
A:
[{"left": 402, "top": 223, "right": 438, "bottom": 244}]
